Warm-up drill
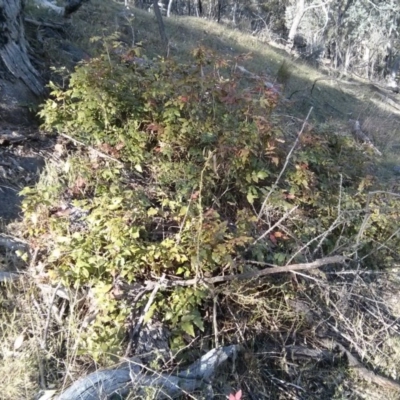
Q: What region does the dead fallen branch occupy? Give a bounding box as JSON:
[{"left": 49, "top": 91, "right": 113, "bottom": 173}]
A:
[
  {"left": 32, "top": 0, "right": 87, "bottom": 17},
  {"left": 259, "top": 341, "right": 400, "bottom": 392},
  {"left": 349, "top": 119, "right": 382, "bottom": 156},
  {"left": 0, "top": 236, "right": 29, "bottom": 252},
  {"left": 57, "top": 345, "right": 240, "bottom": 399},
  {"left": 0, "top": 271, "right": 19, "bottom": 283},
  {"left": 24, "top": 18, "right": 65, "bottom": 30},
  {"left": 120, "top": 255, "right": 347, "bottom": 292},
  {"left": 59, "top": 133, "right": 124, "bottom": 165},
  {"left": 374, "top": 92, "right": 400, "bottom": 111},
  {"left": 236, "top": 65, "right": 280, "bottom": 93},
  {"left": 321, "top": 339, "right": 400, "bottom": 392},
  {"left": 124, "top": 274, "right": 166, "bottom": 357}
]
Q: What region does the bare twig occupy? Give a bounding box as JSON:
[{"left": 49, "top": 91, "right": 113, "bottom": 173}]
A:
[
  {"left": 350, "top": 119, "right": 382, "bottom": 155},
  {"left": 42, "top": 282, "right": 62, "bottom": 351},
  {"left": 213, "top": 295, "right": 219, "bottom": 347},
  {"left": 258, "top": 107, "right": 313, "bottom": 219},
  {"left": 139, "top": 255, "right": 347, "bottom": 290},
  {"left": 236, "top": 65, "right": 279, "bottom": 92},
  {"left": 131, "top": 274, "right": 165, "bottom": 343},
  {"left": 321, "top": 338, "right": 400, "bottom": 391},
  {"left": 253, "top": 205, "right": 298, "bottom": 245},
  {"left": 59, "top": 133, "right": 124, "bottom": 165}
]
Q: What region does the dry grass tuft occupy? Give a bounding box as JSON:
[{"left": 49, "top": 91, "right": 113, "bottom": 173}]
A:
[{"left": 0, "top": 281, "right": 40, "bottom": 399}]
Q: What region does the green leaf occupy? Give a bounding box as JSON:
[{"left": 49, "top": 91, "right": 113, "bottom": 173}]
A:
[
  {"left": 147, "top": 207, "right": 158, "bottom": 216},
  {"left": 247, "top": 191, "right": 256, "bottom": 204},
  {"left": 181, "top": 321, "right": 195, "bottom": 336},
  {"left": 192, "top": 315, "right": 204, "bottom": 331}
]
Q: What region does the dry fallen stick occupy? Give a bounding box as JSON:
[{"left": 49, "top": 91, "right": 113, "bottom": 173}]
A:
[
  {"left": 258, "top": 106, "right": 313, "bottom": 219},
  {"left": 236, "top": 65, "right": 280, "bottom": 93},
  {"left": 125, "top": 274, "right": 165, "bottom": 357},
  {"left": 321, "top": 338, "right": 400, "bottom": 391},
  {"left": 349, "top": 119, "right": 382, "bottom": 156},
  {"left": 59, "top": 133, "right": 124, "bottom": 165},
  {"left": 132, "top": 255, "right": 348, "bottom": 291}
]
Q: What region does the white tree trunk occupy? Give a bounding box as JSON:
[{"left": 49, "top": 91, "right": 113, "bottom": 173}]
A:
[
  {"left": 288, "top": 0, "right": 305, "bottom": 45},
  {"left": 363, "top": 44, "right": 370, "bottom": 78},
  {"left": 167, "top": 0, "right": 173, "bottom": 17}
]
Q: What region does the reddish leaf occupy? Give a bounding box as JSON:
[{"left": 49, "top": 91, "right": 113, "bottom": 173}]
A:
[
  {"left": 115, "top": 142, "right": 125, "bottom": 151},
  {"left": 190, "top": 191, "right": 200, "bottom": 200},
  {"left": 146, "top": 123, "right": 162, "bottom": 132},
  {"left": 228, "top": 390, "right": 242, "bottom": 400}
]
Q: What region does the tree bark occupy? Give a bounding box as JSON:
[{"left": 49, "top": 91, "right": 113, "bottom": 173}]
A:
[
  {"left": 152, "top": 0, "right": 168, "bottom": 54},
  {"left": 167, "top": 0, "right": 173, "bottom": 17},
  {"left": 197, "top": 0, "right": 203, "bottom": 16},
  {"left": 0, "top": 0, "right": 44, "bottom": 123},
  {"left": 287, "top": 0, "right": 305, "bottom": 47},
  {"left": 33, "top": 0, "right": 88, "bottom": 17},
  {"left": 0, "top": 0, "right": 89, "bottom": 124},
  {"left": 217, "top": 0, "right": 222, "bottom": 23}
]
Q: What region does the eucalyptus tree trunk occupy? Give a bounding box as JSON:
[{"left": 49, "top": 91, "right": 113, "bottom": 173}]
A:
[
  {"left": 287, "top": 0, "right": 305, "bottom": 47},
  {"left": 0, "top": 0, "right": 88, "bottom": 124},
  {"left": 167, "top": 0, "right": 173, "bottom": 17},
  {"left": 152, "top": 0, "right": 168, "bottom": 54},
  {"left": 0, "top": 0, "right": 44, "bottom": 123}
]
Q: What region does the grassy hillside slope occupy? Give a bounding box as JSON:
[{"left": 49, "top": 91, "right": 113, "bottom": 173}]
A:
[{"left": 1, "top": 1, "right": 400, "bottom": 399}]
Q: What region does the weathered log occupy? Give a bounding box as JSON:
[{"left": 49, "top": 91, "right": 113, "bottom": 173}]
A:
[
  {"left": 0, "top": 236, "right": 28, "bottom": 252},
  {"left": 349, "top": 119, "right": 382, "bottom": 156},
  {"left": 0, "top": 1, "right": 90, "bottom": 124},
  {"left": 32, "top": 0, "right": 88, "bottom": 17},
  {"left": 57, "top": 345, "right": 240, "bottom": 399},
  {"left": 0, "top": 271, "right": 19, "bottom": 283},
  {"left": 0, "top": 0, "right": 44, "bottom": 123}
]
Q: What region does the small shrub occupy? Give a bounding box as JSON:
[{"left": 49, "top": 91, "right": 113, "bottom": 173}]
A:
[{"left": 22, "top": 44, "right": 400, "bottom": 360}]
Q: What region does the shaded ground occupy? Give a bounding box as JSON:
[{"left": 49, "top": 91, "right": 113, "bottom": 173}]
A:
[{"left": 0, "top": 124, "right": 52, "bottom": 222}]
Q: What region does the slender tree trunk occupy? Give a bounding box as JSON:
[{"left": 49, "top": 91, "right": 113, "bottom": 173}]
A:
[
  {"left": 167, "top": 0, "right": 173, "bottom": 17},
  {"left": 287, "top": 0, "right": 305, "bottom": 46},
  {"left": 343, "top": 43, "right": 351, "bottom": 74},
  {"left": 217, "top": 0, "right": 222, "bottom": 23},
  {"left": 232, "top": 1, "right": 237, "bottom": 25},
  {"left": 363, "top": 44, "right": 370, "bottom": 79},
  {"left": 197, "top": 0, "right": 202, "bottom": 16},
  {"left": 152, "top": 0, "right": 168, "bottom": 54}
]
